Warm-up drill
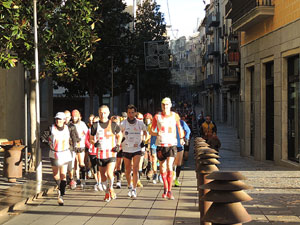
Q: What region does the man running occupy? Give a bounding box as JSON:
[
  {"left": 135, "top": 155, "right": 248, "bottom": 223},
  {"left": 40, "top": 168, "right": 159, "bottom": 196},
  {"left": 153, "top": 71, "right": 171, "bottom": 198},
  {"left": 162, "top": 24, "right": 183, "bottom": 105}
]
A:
[
  {"left": 174, "top": 114, "right": 191, "bottom": 187},
  {"left": 90, "top": 105, "right": 122, "bottom": 202},
  {"left": 72, "top": 109, "right": 88, "bottom": 188},
  {"left": 120, "top": 105, "right": 147, "bottom": 199},
  {"left": 151, "top": 97, "right": 184, "bottom": 200},
  {"left": 64, "top": 110, "right": 80, "bottom": 190},
  {"left": 41, "top": 112, "right": 73, "bottom": 205}
]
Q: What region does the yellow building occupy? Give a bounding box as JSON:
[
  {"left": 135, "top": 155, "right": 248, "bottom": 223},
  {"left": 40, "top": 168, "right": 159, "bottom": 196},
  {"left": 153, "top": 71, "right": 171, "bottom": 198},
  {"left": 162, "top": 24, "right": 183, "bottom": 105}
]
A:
[{"left": 227, "top": 0, "right": 300, "bottom": 167}]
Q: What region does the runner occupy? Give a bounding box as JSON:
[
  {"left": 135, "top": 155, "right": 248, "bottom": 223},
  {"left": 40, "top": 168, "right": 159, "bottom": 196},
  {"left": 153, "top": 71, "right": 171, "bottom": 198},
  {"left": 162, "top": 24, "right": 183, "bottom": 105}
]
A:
[
  {"left": 111, "top": 115, "right": 123, "bottom": 189},
  {"left": 136, "top": 112, "right": 146, "bottom": 188},
  {"left": 174, "top": 114, "right": 191, "bottom": 187},
  {"left": 143, "top": 113, "right": 153, "bottom": 180},
  {"left": 72, "top": 109, "right": 88, "bottom": 188},
  {"left": 151, "top": 97, "right": 184, "bottom": 200},
  {"left": 90, "top": 105, "right": 122, "bottom": 202},
  {"left": 85, "top": 116, "right": 102, "bottom": 191},
  {"left": 41, "top": 112, "right": 73, "bottom": 205},
  {"left": 120, "top": 105, "right": 147, "bottom": 199},
  {"left": 64, "top": 110, "right": 80, "bottom": 190}
]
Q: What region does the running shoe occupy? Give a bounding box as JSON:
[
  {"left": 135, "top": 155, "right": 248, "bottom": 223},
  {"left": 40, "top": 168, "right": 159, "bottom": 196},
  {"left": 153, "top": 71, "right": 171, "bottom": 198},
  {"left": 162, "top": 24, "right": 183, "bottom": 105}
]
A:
[
  {"left": 94, "top": 184, "right": 98, "bottom": 191},
  {"left": 76, "top": 179, "right": 81, "bottom": 185},
  {"left": 57, "top": 190, "right": 64, "bottom": 206},
  {"left": 128, "top": 186, "right": 133, "bottom": 197},
  {"left": 131, "top": 189, "right": 137, "bottom": 199},
  {"left": 162, "top": 192, "right": 167, "bottom": 199},
  {"left": 167, "top": 191, "right": 175, "bottom": 200},
  {"left": 80, "top": 179, "right": 86, "bottom": 190},
  {"left": 87, "top": 170, "right": 92, "bottom": 179},
  {"left": 109, "top": 189, "right": 117, "bottom": 200},
  {"left": 152, "top": 174, "right": 158, "bottom": 184},
  {"left": 116, "top": 181, "right": 121, "bottom": 189},
  {"left": 174, "top": 179, "right": 181, "bottom": 187},
  {"left": 98, "top": 184, "right": 104, "bottom": 192},
  {"left": 69, "top": 180, "right": 77, "bottom": 190},
  {"left": 137, "top": 180, "right": 143, "bottom": 188},
  {"left": 104, "top": 192, "right": 111, "bottom": 202}
]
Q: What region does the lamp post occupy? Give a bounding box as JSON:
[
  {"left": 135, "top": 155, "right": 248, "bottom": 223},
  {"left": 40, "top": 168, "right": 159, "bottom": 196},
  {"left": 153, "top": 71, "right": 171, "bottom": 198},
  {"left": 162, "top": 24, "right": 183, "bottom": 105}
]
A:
[
  {"left": 111, "top": 56, "right": 114, "bottom": 114},
  {"left": 33, "top": 0, "right": 42, "bottom": 184}
]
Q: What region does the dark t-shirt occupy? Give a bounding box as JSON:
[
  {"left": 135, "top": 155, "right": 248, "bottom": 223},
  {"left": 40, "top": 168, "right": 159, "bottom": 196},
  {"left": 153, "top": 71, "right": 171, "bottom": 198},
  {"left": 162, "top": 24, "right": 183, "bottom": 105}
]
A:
[{"left": 90, "top": 120, "right": 120, "bottom": 136}]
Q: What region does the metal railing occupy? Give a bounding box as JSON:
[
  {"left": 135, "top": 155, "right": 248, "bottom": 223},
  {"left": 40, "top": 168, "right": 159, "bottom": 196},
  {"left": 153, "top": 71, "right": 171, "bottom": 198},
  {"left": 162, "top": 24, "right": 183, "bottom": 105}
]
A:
[{"left": 230, "top": 0, "right": 274, "bottom": 24}]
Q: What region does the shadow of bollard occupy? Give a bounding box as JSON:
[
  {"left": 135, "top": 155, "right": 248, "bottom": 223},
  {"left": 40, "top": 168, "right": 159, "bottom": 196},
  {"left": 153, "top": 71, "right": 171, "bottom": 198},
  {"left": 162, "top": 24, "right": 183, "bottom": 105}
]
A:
[{"left": 200, "top": 171, "right": 253, "bottom": 225}]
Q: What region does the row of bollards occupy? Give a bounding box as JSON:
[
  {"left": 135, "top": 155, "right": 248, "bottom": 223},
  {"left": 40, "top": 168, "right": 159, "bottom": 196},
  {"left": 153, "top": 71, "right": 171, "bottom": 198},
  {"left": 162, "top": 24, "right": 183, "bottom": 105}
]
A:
[{"left": 194, "top": 137, "right": 252, "bottom": 225}]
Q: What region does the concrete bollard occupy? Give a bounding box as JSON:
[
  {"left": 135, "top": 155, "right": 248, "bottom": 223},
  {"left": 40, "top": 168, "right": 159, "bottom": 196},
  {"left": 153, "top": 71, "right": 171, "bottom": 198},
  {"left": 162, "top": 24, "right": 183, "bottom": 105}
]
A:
[
  {"left": 200, "top": 171, "right": 252, "bottom": 225},
  {"left": 194, "top": 137, "right": 220, "bottom": 225}
]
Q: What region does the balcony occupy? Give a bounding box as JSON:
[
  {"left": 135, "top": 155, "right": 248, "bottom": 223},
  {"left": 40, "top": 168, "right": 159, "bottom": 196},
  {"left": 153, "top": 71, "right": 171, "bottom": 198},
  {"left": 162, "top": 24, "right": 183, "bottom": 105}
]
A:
[
  {"left": 207, "top": 12, "right": 220, "bottom": 27},
  {"left": 227, "top": 52, "right": 240, "bottom": 67},
  {"left": 207, "top": 44, "right": 219, "bottom": 56},
  {"left": 205, "top": 25, "right": 214, "bottom": 35},
  {"left": 223, "top": 72, "right": 239, "bottom": 86},
  {"left": 204, "top": 74, "right": 219, "bottom": 88},
  {"left": 226, "top": 0, "right": 274, "bottom": 32}
]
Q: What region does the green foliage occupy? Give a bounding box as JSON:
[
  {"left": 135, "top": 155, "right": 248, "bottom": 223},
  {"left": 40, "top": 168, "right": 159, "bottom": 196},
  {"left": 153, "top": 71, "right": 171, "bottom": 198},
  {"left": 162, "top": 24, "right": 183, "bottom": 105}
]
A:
[
  {"left": 0, "top": 0, "right": 100, "bottom": 78},
  {"left": 58, "top": 0, "right": 134, "bottom": 99}
]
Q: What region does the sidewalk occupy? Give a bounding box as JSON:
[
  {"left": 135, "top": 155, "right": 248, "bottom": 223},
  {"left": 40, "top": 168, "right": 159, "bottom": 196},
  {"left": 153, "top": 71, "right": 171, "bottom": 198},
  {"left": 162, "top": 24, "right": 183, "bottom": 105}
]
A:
[
  {"left": 0, "top": 149, "right": 56, "bottom": 217},
  {"left": 195, "top": 105, "right": 300, "bottom": 224},
  {"left": 0, "top": 146, "right": 200, "bottom": 224}
]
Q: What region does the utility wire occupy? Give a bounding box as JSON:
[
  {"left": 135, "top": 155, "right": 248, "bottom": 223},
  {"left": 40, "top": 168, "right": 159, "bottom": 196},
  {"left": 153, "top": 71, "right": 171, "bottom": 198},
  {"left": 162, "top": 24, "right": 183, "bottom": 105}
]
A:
[{"left": 166, "top": 0, "right": 177, "bottom": 39}]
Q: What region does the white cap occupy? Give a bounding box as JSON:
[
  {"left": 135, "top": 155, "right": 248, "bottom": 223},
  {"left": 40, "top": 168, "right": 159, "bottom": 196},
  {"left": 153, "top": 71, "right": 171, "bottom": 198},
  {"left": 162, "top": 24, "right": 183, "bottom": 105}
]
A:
[
  {"left": 161, "top": 97, "right": 172, "bottom": 104},
  {"left": 55, "top": 112, "right": 66, "bottom": 120}
]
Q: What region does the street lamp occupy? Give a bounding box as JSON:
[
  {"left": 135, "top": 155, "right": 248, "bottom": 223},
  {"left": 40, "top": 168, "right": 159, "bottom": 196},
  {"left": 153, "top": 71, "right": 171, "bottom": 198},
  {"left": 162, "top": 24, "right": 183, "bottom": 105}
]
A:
[{"left": 33, "top": 0, "right": 42, "bottom": 184}]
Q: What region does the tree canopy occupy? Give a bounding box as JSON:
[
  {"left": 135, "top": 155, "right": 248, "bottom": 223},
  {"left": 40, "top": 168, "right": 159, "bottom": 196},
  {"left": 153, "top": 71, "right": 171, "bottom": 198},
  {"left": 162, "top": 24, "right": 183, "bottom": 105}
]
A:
[{"left": 0, "top": 0, "right": 100, "bottom": 77}]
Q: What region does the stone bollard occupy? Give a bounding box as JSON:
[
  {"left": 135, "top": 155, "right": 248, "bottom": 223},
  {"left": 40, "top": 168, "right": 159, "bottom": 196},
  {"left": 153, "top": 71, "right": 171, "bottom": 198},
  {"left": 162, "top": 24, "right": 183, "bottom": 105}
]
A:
[
  {"left": 196, "top": 146, "right": 220, "bottom": 225},
  {"left": 200, "top": 171, "right": 252, "bottom": 225}
]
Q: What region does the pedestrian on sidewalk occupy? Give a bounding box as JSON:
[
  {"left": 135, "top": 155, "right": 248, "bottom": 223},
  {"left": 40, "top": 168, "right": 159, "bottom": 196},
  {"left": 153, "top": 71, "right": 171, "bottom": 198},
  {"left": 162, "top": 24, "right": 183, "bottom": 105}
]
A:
[
  {"left": 90, "top": 105, "right": 122, "bottom": 202},
  {"left": 41, "top": 112, "right": 73, "bottom": 206},
  {"left": 151, "top": 97, "right": 185, "bottom": 200},
  {"left": 120, "top": 105, "right": 147, "bottom": 199},
  {"left": 207, "top": 132, "right": 221, "bottom": 153},
  {"left": 199, "top": 115, "right": 217, "bottom": 141}
]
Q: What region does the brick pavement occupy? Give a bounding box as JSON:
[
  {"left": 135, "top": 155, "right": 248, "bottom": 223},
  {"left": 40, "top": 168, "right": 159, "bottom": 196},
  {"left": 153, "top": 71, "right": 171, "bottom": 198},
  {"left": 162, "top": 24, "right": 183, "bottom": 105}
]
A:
[{"left": 195, "top": 105, "right": 300, "bottom": 224}]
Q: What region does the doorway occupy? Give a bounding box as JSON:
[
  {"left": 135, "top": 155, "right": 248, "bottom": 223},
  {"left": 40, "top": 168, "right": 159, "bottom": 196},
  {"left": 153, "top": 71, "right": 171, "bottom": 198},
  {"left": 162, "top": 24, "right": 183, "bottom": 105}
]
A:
[{"left": 265, "top": 61, "right": 274, "bottom": 160}]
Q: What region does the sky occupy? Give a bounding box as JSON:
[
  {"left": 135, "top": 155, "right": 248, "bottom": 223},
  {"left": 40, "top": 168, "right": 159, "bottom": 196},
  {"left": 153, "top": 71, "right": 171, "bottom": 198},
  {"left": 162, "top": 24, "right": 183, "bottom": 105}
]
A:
[
  {"left": 156, "top": 0, "right": 206, "bottom": 39},
  {"left": 124, "top": 0, "right": 207, "bottom": 39}
]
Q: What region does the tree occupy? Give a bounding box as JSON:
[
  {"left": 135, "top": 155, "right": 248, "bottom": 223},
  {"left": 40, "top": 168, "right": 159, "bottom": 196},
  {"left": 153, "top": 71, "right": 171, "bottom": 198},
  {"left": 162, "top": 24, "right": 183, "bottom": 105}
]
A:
[
  {"left": 56, "top": 0, "right": 134, "bottom": 112},
  {"left": 133, "top": 0, "right": 173, "bottom": 113},
  {"left": 0, "top": 0, "right": 100, "bottom": 170}
]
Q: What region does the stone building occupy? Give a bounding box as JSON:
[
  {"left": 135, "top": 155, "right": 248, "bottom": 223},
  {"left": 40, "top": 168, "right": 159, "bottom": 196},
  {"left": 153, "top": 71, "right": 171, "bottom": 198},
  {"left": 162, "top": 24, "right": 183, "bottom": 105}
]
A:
[{"left": 227, "top": 0, "right": 300, "bottom": 167}]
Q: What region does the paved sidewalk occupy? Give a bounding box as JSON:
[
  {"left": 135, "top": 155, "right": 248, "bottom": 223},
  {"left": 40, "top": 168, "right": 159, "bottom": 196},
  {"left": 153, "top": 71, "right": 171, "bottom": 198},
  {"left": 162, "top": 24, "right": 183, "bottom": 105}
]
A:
[
  {"left": 195, "top": 105, "right": 300, "bottom": 224},
  {"left": 0, "top": 146, "right": 200, "bottom": 224}
]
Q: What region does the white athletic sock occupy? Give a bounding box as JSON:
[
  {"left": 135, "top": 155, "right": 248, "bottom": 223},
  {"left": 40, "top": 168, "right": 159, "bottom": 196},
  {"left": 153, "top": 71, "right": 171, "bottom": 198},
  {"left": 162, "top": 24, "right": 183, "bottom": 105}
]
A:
[
  {"left": 109, "top": 177, "right": 114, "bottom": 189},
  {"left": 101, "top": 181, "right": 108, "bottom": 192}
]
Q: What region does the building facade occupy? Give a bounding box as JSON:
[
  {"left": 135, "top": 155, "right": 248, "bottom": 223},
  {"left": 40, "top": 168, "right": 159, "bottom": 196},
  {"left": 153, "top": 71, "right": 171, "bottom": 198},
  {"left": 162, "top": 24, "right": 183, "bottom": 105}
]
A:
[{"left": 227, "top": 0, "right": 300, "bottom": 167}]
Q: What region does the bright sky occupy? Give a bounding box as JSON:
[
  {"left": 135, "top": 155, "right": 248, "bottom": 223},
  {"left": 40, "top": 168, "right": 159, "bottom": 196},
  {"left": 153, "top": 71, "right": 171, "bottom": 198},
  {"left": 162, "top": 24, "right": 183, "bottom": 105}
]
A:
[
  {"left": 124, "top": 0, "right": 206, "bottom": 39},
  {"left": 156, "top": 0, "right": 206, "bottom": 39}
]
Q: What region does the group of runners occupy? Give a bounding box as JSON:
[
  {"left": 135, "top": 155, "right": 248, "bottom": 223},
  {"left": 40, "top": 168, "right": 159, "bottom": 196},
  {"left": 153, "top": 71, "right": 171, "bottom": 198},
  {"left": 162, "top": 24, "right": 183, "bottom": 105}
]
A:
[{"left": 41, "top": 97, "right": 192, "bottom": 205}]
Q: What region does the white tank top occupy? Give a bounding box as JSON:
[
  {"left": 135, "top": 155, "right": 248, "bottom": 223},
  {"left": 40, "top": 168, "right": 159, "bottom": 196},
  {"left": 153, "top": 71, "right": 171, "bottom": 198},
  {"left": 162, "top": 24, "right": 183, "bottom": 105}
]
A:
[
  {"left": 156, "top": 112, "right": 178, "bottom": 147},
  {"left": 121, "top": 119, "right": 145, "bottom": 153},
  {"left": 74, "top": 121, "right": 88, "bottom": 148}
]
